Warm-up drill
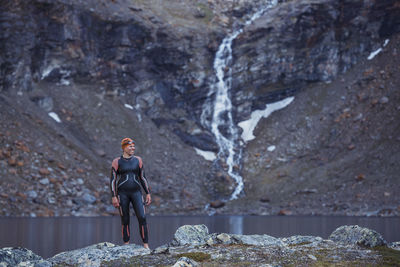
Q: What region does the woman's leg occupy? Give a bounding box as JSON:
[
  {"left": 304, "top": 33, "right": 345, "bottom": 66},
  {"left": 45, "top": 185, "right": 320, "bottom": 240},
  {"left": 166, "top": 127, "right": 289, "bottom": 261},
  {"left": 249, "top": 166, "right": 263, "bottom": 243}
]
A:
[
  {"left": 131, "top": 191, "right": 149, "bottom": 245},
  {"left": 118, "top": 193, "right": 131, "bottom": 243}
]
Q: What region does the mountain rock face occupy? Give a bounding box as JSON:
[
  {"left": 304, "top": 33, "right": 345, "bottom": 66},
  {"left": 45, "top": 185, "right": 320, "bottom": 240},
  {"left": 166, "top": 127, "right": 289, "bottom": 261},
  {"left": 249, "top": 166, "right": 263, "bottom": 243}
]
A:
[
  {"left": 0, "top": 0, "right": 399, "bottom": 216},
  {"left": 231, "top": 0, "right": 400, "bottom": 119}
]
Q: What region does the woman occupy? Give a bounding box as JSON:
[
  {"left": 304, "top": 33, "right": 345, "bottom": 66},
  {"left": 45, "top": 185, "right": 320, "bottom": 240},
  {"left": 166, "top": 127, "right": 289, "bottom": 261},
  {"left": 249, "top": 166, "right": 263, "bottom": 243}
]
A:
[{"left": 110, "top": 138, "right": 151, "bottom": 248}]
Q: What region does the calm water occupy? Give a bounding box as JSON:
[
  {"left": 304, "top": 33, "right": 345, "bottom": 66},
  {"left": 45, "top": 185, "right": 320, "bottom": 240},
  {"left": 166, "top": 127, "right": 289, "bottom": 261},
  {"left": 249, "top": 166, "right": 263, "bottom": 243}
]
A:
[{"left": 1, "top": 215, "right": 399, "bottom": 258}]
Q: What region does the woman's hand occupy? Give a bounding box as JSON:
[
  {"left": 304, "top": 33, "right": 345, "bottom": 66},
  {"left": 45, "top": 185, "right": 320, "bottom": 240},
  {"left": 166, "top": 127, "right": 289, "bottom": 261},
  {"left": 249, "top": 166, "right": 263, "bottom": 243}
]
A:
[
  {"left": 112, "top": 196, "right": 119, "bottom": 208},
  {"left": 145, "top": 194, "right": 151, "bottom": 206}
]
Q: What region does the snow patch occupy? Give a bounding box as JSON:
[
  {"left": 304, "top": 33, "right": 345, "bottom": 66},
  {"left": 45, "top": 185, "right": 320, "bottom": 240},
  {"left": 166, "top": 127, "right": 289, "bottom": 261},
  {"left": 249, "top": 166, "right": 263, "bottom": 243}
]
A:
[
  {"left": 238, "top": 97, "right": 295, "bottom": 142},
  {"left": 383, "top": 39, "right": 390, "bottom": 47},
  {"left": 41, "top": 64, "right": 57, "bottom": 80},
  {"left": 59, "top": 69, "right": 71, "bottom": 85},
  {"left": 48, "top": 112, "right": 61, "bottom": 123},
  {"left": 367, "top": 48, "right": 382, "bottom": 60},
  {"left": 135, "top": 104, "right": 142, "bottom": 122},
  {"left": 194, "top": 148, "right": 216, "bottom": 161},
  {"left": 124, "top": 104, "right": 134, "bottom": 110},
  {"left": 368, "top": 39, "right": 390, "bottom": 60},
  {"left": 267, "top": 145, "right": 276, "bottom": 152}
]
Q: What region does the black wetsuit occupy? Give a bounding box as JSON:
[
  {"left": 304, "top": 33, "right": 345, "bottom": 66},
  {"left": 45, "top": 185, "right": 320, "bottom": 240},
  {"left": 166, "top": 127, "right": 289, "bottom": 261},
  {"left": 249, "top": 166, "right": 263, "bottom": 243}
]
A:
[{"left": 110, "top": 155, "right": 150, "bottom": 243}]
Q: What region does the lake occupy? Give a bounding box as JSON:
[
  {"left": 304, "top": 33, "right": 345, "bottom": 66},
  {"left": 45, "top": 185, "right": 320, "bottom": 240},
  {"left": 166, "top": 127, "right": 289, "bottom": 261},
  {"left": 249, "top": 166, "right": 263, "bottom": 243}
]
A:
[{"left": 1, "top": 215, "right": 399, "bottom": 258}]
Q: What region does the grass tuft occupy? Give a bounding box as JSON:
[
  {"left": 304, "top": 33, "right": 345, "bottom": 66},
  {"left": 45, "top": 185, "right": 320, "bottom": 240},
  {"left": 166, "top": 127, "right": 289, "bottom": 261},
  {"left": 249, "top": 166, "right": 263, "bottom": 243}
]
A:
[{"left": 176, "top": 252, "right": 211, "bottom": 262}]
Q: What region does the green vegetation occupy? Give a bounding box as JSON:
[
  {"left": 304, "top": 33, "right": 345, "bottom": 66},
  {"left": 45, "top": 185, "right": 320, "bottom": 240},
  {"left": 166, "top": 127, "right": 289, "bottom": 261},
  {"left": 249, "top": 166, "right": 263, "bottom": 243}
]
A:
[
  {"left": 373, "top": 246, "right": 400, "bottom": 266},
  {"left": 196, "top": 3, "right": 214, "bottom": 24},
  {"left": 176, "top": 252, "right": 211, "bottom": 262},
  {"left": 101, "top": 258, "right": 142, "bottom": 267},
  {"left": 288, "top": 241, "right": 312, "bottom": 247}
]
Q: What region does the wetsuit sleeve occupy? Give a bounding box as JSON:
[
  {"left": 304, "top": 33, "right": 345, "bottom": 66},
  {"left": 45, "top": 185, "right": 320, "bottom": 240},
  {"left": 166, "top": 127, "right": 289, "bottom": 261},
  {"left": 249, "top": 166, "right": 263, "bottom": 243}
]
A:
[
  {"left": 137, "top": 156, "right": 150, "bottom": 194},
  {"left": 110, "top": 158, "right": 119, "bottom": 197},
  {"left": 139, "top": 166, "right": 150, "bottom": 194}
]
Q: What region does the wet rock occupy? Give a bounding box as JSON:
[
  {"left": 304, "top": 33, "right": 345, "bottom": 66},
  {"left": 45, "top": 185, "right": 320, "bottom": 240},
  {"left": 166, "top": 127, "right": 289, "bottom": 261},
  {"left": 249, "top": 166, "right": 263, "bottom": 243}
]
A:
[
  {"left": 170, "top": 225, "right": 209, "bottom": 246},
  {"left": 48, "top": 242, "right": 150, "bottom": 267},
  {"left": 329, "top": 225, "right": 387, "bottom": 248},
  {"left": 172, "top": 256, "right": 199, "bottom": 267},
  {"left": 0, "top": 247, "right": 43, "bottom": 266}
]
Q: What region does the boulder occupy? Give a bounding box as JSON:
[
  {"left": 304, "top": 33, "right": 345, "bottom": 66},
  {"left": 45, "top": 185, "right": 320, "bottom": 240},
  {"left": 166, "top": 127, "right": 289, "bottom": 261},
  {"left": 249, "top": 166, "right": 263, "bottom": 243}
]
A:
[
  {"left": 329, "top": 225, "right": 387, "bottom": 248},
  {"left": 231, "top": 234, "right": 284, "bottom": 246},
  {"left": 48, "top": 242, "right": 150, "bottom": 267},
  {"left": 389, "top": 241, "right": 400, "bottom": 251},
  {"left": 172, "top": 256, "right": 199, "bottom": 267},
  {"left": 0, "top": 247, "right": 45, "bottom": 267},
  {"left": 281, "top": 235, "right": 324, "bottom": 246},
  {"left": 170, "top": 225, "right": 209, "bottom": 246}
]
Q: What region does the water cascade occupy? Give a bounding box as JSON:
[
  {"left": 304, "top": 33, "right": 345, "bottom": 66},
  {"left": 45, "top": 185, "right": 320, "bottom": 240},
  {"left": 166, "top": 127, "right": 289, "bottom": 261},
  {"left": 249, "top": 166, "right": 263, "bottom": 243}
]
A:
[{"left": 201, "top": 0, "right": 278, "bottom": 200}]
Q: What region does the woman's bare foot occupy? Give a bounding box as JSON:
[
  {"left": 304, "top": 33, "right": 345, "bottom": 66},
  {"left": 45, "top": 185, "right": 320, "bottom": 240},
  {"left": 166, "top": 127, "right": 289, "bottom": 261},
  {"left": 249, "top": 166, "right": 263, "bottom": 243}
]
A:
[
  {"left": 124, "top": 241, "right": 130, "bottom": 245},
  {"left": 143, "top": 243, "right": 149, "bottom": 249}
]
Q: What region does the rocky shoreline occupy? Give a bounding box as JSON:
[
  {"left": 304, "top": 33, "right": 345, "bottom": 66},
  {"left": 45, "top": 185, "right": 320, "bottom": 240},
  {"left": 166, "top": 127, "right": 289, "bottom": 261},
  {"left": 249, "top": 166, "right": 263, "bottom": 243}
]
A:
[{"left": 1, "top": 224, "right": 400, "bottom": 266}]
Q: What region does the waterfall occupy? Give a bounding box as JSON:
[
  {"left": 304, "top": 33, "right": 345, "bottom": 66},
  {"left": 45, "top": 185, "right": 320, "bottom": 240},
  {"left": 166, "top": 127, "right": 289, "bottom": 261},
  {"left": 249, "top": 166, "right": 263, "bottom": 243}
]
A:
[{"left": 201, "top": 0, "right": 278, "bottom": 200}]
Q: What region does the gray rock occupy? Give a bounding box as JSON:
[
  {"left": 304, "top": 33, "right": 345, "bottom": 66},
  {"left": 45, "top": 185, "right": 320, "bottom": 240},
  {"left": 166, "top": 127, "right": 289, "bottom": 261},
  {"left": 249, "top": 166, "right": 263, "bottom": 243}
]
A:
[
  {"left": 39, "top": 178, "right": 49, "bottom": 185},
  {"left": 307, "top": 254, "right": 317, "bottom": 261},
  {"left": 329, "top": 225, "right": 387, "bottom": 247},
  {"left": 231, "top": 234, "right": 284, "bottom": 246},
  {"left": 153, "top": 245, "right": 169, "bottom": 254},
  {"left": 171, "top": 225, "right": 209, "bottom": 246},
  {"left": 81, "top": 193, "right": 96, "bottom": 204},
  {"left": 172, "top": 256, "right": 199, "bottom": 267},
  {"left": 48, "top": 242, "right": 150, "bottom": 267},
  {"left": 18, "top": 260, "right": 52, "bottom": 267},
  {"left": 379, "top": 96, "right": 389, "bottom": 104},
  {"left": 30, "top": 96, "right": 53, "bottom": 112},
  {"left": 216, "top": 233, "right": 232, "bottom": 244},
  {"left": 26, "top": 191, "right": 38, "bottom": 199},
  {"left": 281, "top": 235, "right": 324, "bottom": 246},
  {"left": 0, "top": 247, "right": 42, "bottom": 267},
  {"left": 389, "top": 241, "right": 400, "bottom": 251}
]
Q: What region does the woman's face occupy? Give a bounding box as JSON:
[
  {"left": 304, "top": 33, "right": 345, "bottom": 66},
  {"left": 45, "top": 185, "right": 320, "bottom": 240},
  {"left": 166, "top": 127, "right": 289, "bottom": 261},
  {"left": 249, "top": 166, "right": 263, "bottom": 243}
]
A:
[{"left": 123, "top": 143, "right": 135, "bottom": 156}]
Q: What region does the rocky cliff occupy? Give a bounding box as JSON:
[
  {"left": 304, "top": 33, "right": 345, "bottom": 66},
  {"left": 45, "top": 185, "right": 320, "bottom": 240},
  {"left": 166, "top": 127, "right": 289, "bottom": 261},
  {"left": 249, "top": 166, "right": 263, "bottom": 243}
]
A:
[{"left": 0, "top": 0, "right": 399, "bottom": 216}]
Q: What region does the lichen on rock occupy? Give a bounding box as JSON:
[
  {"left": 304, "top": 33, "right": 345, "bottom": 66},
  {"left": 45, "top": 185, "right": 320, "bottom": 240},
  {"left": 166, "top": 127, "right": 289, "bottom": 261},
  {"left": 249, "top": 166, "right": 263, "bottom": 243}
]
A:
[{"left": 329, "top": 225, "right": 387, "bottom": 248}]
